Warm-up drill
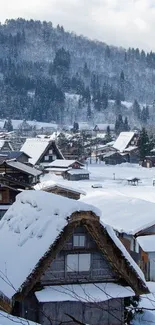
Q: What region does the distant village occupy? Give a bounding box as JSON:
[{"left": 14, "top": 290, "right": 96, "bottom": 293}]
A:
[{"left": 0, "top": 119, "right": 154, "bottom": 325}]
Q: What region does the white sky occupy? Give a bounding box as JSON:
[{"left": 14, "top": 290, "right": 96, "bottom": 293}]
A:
[{"left": 0, "top": 0, "right": 155, "bottom": 51}]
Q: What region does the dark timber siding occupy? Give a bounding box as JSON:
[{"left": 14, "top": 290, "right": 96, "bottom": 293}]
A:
[
  {"left": 41, "top": 226, "right": 118, "bottom": 285},
  {"left": 39, "top": 299, "right": 124, "bottom": 325}
]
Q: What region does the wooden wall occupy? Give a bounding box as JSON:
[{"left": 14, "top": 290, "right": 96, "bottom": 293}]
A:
[
  {"left": 39, "top": 299, "right": 124, "bottom": 325},
  {"left": 41, "top": 226, "right": 118, "bottom": 285}
]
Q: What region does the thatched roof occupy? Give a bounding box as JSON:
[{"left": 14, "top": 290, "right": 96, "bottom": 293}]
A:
[{"left": 0, "top": 190, "right": 149, "bottom": 312}]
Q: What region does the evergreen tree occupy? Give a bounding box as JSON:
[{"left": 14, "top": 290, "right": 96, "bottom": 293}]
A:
[
  {"left": 101, "top": 84, "right": 108, "bottom": 110},
  {"left": 87, "top": 102, "right": 91, "bottom": 120},
  {"left": 115, "top": 114, "right": 124, "bottom": 135},
  {"left": 73, "top": 121, "right": 79, "bottom": 133},
  {"left": 138, "top": 127, "right": 153, "bottom": 159},
  {"left": 83, "top": 62, "right": 90, "bottom": 78},
  {"left": 124, "top": 117, "right": 130, "bottom": 131},
  {"left": 120, "top": 70, "right": 125, "bottom": 101},
  {"left": 115, "top": 91, "right": 121, "bottom": 112},
  {"left": 105, "top": 125, "right": 112, "bottom": 143},
  {"left": 5, "top": 118, "right": 13, "bottom": 132},
  {"left": 133, "top": 100, "right": 141, "bottom": 120},
  {"left": 141, "top": 106, "right": 149, "bottom": 123}
]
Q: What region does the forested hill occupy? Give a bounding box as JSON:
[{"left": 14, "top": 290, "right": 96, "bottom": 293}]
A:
[{"left": 0, "top": 18, "right": 155, "bottom": 126}]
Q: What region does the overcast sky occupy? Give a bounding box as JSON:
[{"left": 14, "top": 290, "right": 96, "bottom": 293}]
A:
[{"left": 0, "top": 0, "right": 155, "bottom": 51}]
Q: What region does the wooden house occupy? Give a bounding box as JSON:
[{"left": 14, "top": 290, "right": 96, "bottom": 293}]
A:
[
  {"left": 36, "top": 182, "right": 86, "bottom": 200},
  {"left": 102, "top": 151, "right": 127, "bottom": 165},
  {"left": 0, "top": 160, "right": 42, "bottom": 188},
  {"left": 0, "top": 151, "right": 30, "bottom": 164},
  {"left": 46, "top": 159, "right": 85, "bottom": 175},
  {"left": 0, "top": 191, "right": 148, "bottom": 325},
  {"left": 64, "top": 168, "right": 90, "bottom": 181},
  {"left": 0, "top": 184, "right": 21, "bottom": 219},
  {"left": 46, "top": 159, "right": 89, "bottom": 180},
  {"left": 0, "top": 140, "right": 13, "bottom": 152},
  {"left": 21, "top": 138, "right": 63, "bottom": 166},
  {"left": 113, "top": 132, "right": 139, "bottom": 153}
]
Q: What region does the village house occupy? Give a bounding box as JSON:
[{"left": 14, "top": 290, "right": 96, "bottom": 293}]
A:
[
  {"left": 35, "top": 181, "right": 86, "bottom": 200},
  {"left": 111, "top": 131, "right": 139, "bottom": 164},
  {"left": 0, "top": 191, "right": 148, "bottom": 325},
  {"left": 21, "top": 138, "right": 63, "bottom": 166},
  {"left": 0, "top": 159, "right": 42, "bottom": 218},
  {"left": 0, "top": 151, "right": 30, "bottom": 164},
  {"left": 46, "top": 159, "right": 90, "bottom": 180},
  {"left": 0, "top": 139, "right": 13, "bottom": 152},
  {"left": 81, "top": 190, "right": 155, "bottom": 282},
  {"left": 46, "top": 159, "right": 85, "bottom": 174},
  {"left": 64, "top": 168, "right": 90, "bottom": 181},
  {"left": 0, "top": 160, "right": 42, "bottom": 186}
]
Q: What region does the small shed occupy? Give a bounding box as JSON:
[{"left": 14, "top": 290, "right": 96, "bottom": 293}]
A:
[
  {"left": 39, "top": 183, "right": 85, "bottom": 200},
  {"left": 64, "top": 168, "right": 90, "bottom": 181}
]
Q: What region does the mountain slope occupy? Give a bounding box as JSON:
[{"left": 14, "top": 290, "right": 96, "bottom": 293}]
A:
[{"left": 0, "top": 18, "right": 154, "bottom": 126}]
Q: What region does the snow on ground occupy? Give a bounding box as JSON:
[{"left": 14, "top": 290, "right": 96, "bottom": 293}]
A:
[
  {"left": 132, "top": 282, "right": 155, "bottom": 325},
  {"left": 41, "top": 163, "right": 155, "bottom": 203}
]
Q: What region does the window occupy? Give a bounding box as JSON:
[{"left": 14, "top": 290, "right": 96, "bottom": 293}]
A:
[
  {"left": 44, "top": 155, "right": 49, "bottom": 161},
  {"left": 67, "top": 253, "right": 91, "bottom": 272},
  {"left": 73, "top": 235, "right": 85, "bottom": 247},
  {"left": 52, "top": 154, "right": 56, "bottom": 160},
  {"left": 49, "top": 149, "right": 53, "bottom": 154}
]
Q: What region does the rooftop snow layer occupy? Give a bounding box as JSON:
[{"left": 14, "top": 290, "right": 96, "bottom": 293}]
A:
[
  {"left": 5, "top": 160, "right": 42, "bottom": 177},
  {"left": 0, "top": 312, "right": 40, "bottom": 325},
  {"left": 21, "top": 138, "right": 51, "bottom": 165},
  {"left": 35, "top": 180, "right": 86, "bottom": 195},
  {"left": 35, "top": 283, "right": 135, "bottom": 303},
  {"left": 48, "top": 159, "right": 84, "bottom": 168},
  {"left": 0, "top": 190, "right": 100, "bottom": 299},
  {"left": 67, "top": 169, "right": 89, "bottom": 175},
  {"left": 81, "top": 190, "right": 155, "bottom": 235},
  {"left": 137, "top": 235, "right": 155, "bottom": 252},
  {"left": 113, "top": 132, "right": 135, "bottom": 152}
]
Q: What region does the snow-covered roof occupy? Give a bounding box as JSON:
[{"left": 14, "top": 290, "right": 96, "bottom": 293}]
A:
[
  {"left": 35, "top": 180, "right": 86, "bottom": 195},
  {"left": 137, "top": 235, "right": 155, "bottom": 252},
  {"left": 81, "top": 190, "right": 155, "bottom": 235},
  {"left": 21, "top": 138, "right": 52, "bottom": 165},
  {"left": 0, "top": 140, "right": 13, "bottom": 151},
  {"left": 5, "top": 160, "right": 42, "bottom": 177},
  {"left": 67, "top": 169, "right": 90, "bottom": 175},
  {"left": 0, "top": 205, "right": 10, "bottom": 211},
  {"left": 124, "top": 146, "right": 138, "bottom": 152},
  {"left": 0, "top": 190, "right": 100, "bottom": 299},
  {"left": 46, "top": 167, "right": 70, "bottom": 173},
  {"left": 48, "top": 159, "right": 84, "bottom": 168},
  {"left": 7, "top": 119, "right": 58, "bottom": 131},
  {"left": 94, "top": 124, "right": 115, "bottom": 131},
  {"left": 0, "top": 312, "right": 40, "bottom": 325},
  {"left": 113, "top": 132, "right": 135, "bottom": 152},
  {"left": 35, "top": 283, "right": 135, "bottom": 303}
]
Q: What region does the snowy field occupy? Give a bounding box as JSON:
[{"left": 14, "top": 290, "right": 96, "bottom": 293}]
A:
[{"left": 41, "top": 162, "right": 155, "bottom": 204}]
